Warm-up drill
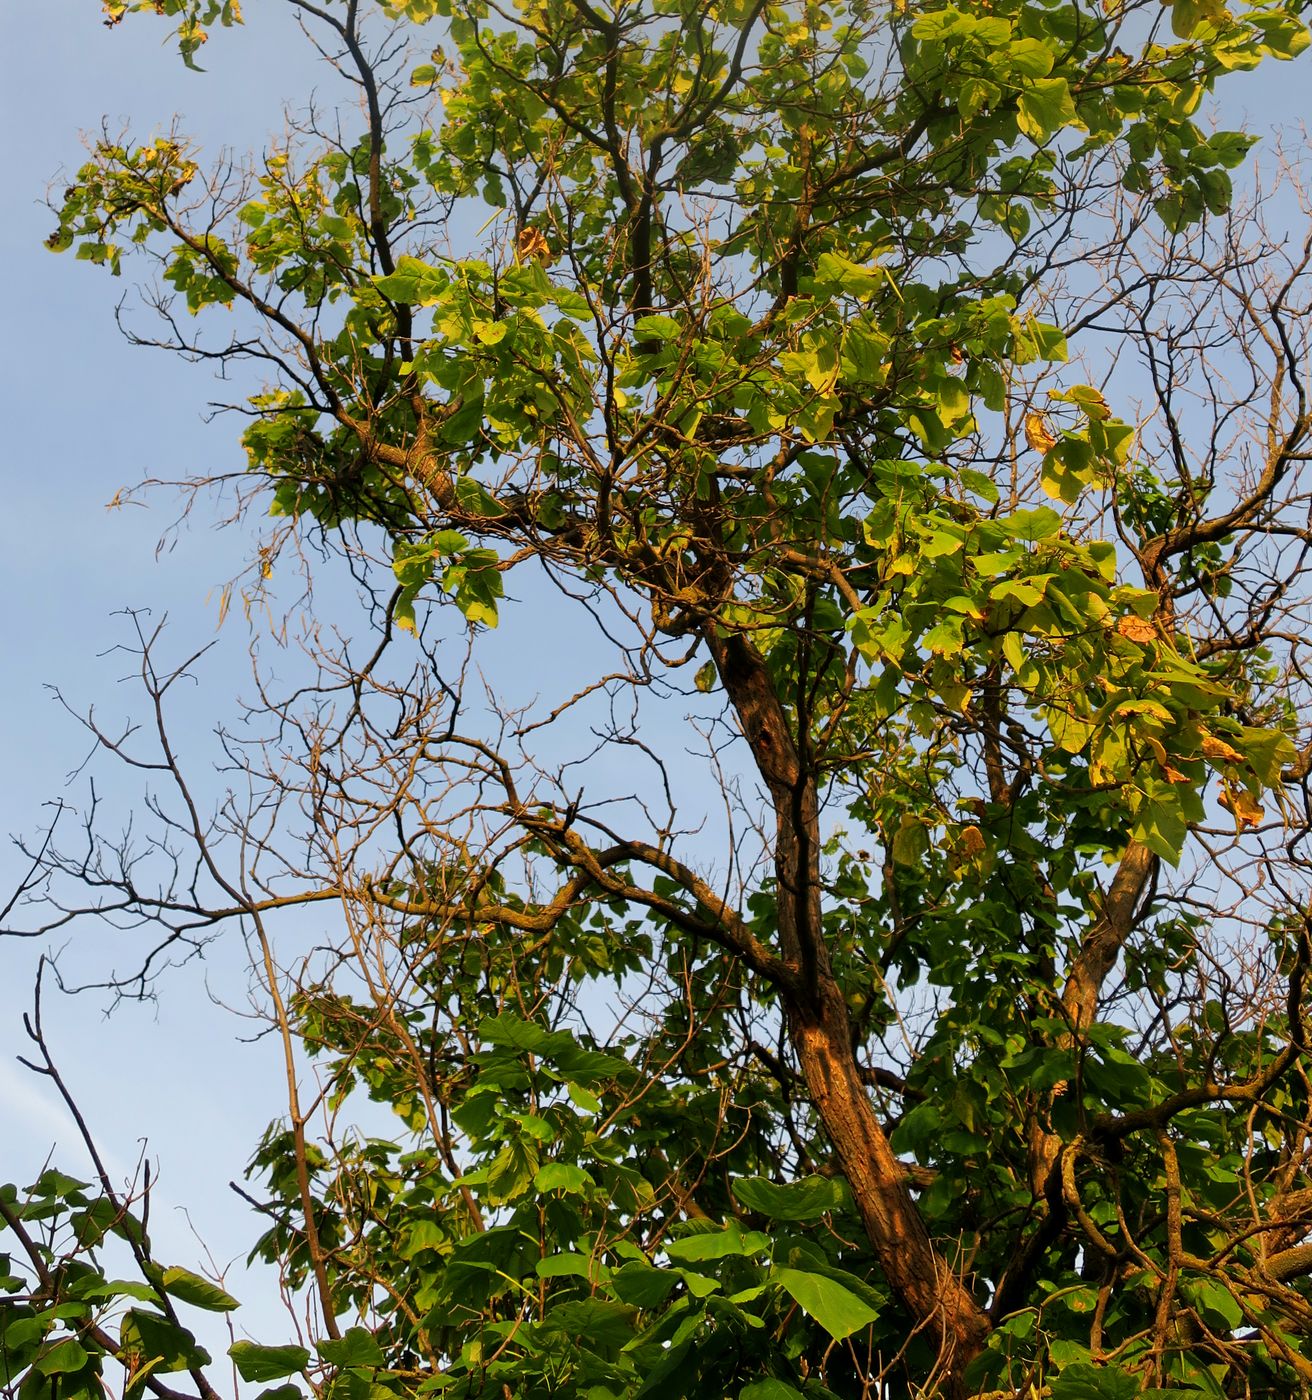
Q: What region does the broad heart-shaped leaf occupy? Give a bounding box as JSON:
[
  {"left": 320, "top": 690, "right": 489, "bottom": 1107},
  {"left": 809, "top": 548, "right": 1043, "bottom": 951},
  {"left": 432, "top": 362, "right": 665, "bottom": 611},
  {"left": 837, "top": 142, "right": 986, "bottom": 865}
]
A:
[
  {"left": 632, "top": 313, "right": 682, "bottom": 341},
  {"left": 315, "top": 1327, "right": 384, "bottom": 1368},
  {"left": 771, "top": 1267, "right": 879, "bottom": 1340},
  {"left": 161, "top": 1265, "right": 239, "bottom": 1312},
  {"left": 733, "top": 1175, "right": 849, "bottom": 1222},
  {"left": 814, "top": 250, "right": 886, "bottom": 299},
  {"left": 28, "top": 1170, "right": 91, "bottom": 1201},
  {"left": 1187, "top": 1277, "right": 1244, "bottom": 1331},
  {"left": 1170, "top": 0, "right": 1208, "bottom": 37},
  {"left": 228, "top": 1342, "right": 311, "bottom": 1383},
  {"left": 32, "top": 1338, "right": 90, "bottom": 1376},
  {"left": 664, "top": 1219, "right": 771, "bottom": 1263},
  {"left": 119, "top": 1310, "right": 211, "bottom": 1373},
  {"left": 1006, "top": 506, "right": 1063, "bottom": 542},
  {"left": 534, "top": 1161, "right": 593, "bottom": 1194},
  {"left": 1015, "top": 77, "right": 1077, "bottom": 143},
  {"left": 535, "top": 1252, "right": 596, "bottom": 1281},
  {"left": 75, "top": 1279, "right": 160, "bottom": 1305},
  {"left": 1131, "top": 779, "right": 1192, "bottom": 865},
  {"left": 1048, "top": 1362, "right": 1174, "bottom": 1399},
  {"left": 373, "top": 255, "right": 443, "bottom": 305},
  {"left": 538, "top": 1298, "right": 638, "bottom": 1352},
  {"left": 477, "top": 1011, "right": 630, "bottom": 1085},
  {"left": 483, "top": 1135, "right": 538, "bottom": 1203},
  {"left": 1240, "top": 725, "right": 1298, "bottom": 785},
  {"left": 739, "top": 1381, "right": 805, "bottom": 1399},
  {"left": 610, "top": 1260, "right": 679, "bottom": 1309}
]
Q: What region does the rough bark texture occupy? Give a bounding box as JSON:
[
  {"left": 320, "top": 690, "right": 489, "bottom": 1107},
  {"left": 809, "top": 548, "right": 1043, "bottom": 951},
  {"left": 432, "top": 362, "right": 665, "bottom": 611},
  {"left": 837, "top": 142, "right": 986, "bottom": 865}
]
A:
[
  {"left": 788, "top": 994, "right": 992, "bottom": 1384},
  {"left": 1060, "top": 839, "right": 1157, "bottom": 1034},
  {"left": 1026, "top": 841, "right": 1157, "bottom": 1196},
  {"left": 706, "top": 623, "right": 991, "bottom": 1389}
]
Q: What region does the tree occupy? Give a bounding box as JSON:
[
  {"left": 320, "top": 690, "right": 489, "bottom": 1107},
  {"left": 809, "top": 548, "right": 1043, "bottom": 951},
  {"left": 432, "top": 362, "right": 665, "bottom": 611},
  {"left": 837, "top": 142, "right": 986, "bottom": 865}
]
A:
[{"left": 6, "top": 0, "right": 1312, "bottom": 1394}]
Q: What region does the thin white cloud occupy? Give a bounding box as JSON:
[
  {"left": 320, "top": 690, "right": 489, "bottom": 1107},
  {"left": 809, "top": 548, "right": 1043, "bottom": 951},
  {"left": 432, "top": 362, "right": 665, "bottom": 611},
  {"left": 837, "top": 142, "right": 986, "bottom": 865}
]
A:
[{"left": 0, "top": 1057, "right": 131, "bottom": 1185}]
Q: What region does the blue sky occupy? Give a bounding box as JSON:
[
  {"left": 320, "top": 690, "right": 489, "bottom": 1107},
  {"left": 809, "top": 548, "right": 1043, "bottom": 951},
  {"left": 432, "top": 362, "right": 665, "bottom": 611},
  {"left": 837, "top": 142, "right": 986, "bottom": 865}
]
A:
[
  {"left": 2, "top": 0, "right": 1311, "bottom": 1361},
  {"left": 0, "top": 2, "right": 721, "bottom": 1337},
  {"left": 0, "top": 0, "right": 342, "bottom": 1340}
]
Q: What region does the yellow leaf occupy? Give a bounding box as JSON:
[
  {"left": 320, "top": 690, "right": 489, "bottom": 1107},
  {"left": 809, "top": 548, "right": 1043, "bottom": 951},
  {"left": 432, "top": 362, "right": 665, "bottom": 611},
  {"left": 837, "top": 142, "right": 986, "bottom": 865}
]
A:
[
  {"left": 1201, "top": 733, "right": 1244, "bottom": 765},
  {"left": 1143, "top": 735, "right": 1170, "bottom": 769},
  {"left": 1217, "top": 784, "right": 1264, "bottom": 830},
  {"left": 1024, "top": 410, "right": 1057, "bottom": 455},
  {"left": 516, "top": 225, "right": 552, "bottom": 265}
]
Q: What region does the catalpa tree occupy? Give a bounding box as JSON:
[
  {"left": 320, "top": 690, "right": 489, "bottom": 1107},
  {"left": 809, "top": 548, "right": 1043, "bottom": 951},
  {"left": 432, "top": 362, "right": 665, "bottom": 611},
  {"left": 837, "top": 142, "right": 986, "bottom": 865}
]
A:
[{"left": 5, "top": 0, "right": 1312, "bottom": 1394}]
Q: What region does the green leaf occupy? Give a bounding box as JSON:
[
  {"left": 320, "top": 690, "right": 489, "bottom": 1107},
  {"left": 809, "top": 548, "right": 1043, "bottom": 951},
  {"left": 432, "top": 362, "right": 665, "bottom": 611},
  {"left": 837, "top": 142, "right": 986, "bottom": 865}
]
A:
[
  {"left": 161, "top": 1266, "right": 239, "bottom": 1313},
  {"left": 1189, "top": 1278, "right": 1243, "bottom": 1331},
  {"left": 610, "top": 1262, "right": 678, "bottom": 1309},
  {"left": 567, "top": 1081, "right": 602, "bottom": 1113},
  {"left": 534, "top": 1162, "right": 593, "bottom": 1194},
  {"left": 452, "top": 475, "right": 507, "bottom": 519},
  {"left": 29, "top": 1171, "right": 91, "bottom": 1200},
  {"left": 922, "top": 527, "right": 964, "bottom": 558},
  {"left": 815, "top": 251, "right": 886, "bottom": 298},
  {"left": 535, "top": 1252, "right": 595, "bottom": 1280},
  {"left": 923, "top": 615, "right": 965, "bottom": 656},
  {"left": 1048, "top": 1362, "right": 1147, "bottom": 1399},
  {"left": 1008, "top": 38, "right": 1054, "bottom": 77},
  {"left": 1169, "top": 0, "right": 1204, "bottom": 37},
  {"left": 771, "top": 1268, "right": 879, "bottom": 1340},
  {"left": 959, "top": 468, "right": 999, "bottom": 504},
  {"left": 891, "top": 815, "right": 930, "bottom": 866},
  {"left": 1239, "top": 726, "right": 1297, "bottom": 786},
  {"left": 740, "top": 1382, "right": 805, "bottom": 1399},
  {"left": 633, "top": 314, "right": 682, "bottom": 341},
  {"left": 1015, "top": 78, "right": 1078, "bottom": 144},
  {"left": 1046, "top": 707, "right": 1094, "bottom": 756},
  {"left": 1042, "top": 447, "right": 1090, "bottom": 505},
  {"left": 374, "top": 255, "right": 441, "bottom": 304},
  {"left": 33, "top": 1339, "right": 90, "bottom": 1376},
  {"left": 733, "top": 1175, "right": 849, "bottom": 1222},
  {"left": 1131, "top": 779, "right": 1191, "bottom": 866},
  {"left": 539, "top": 1299, "right": 637, "bottom": 1350},
  {"left": 991, "top": 579, "right": 1047, "bottom": 608},
  {"left": 957, "top": 77, "right": 1001, "bottom": 120},
  {"left": 1007, "top": 507, "right": 1063, "bottom": 542},
  {"left": 228, "top": 1342, "right": 311, "bottom": 1383},
  {"left": 664, "top": 1221, "right": 771, "bottom": 1263},
  {"left": 316, "top": 1328, "right": 384, "bottom": 1368},
  {"left": 1021, "top": 318, "right": 1069, "bottom": 363},
  {"left": 482, "top": 1137, "right": 538, "bottom": 1203},
  {"left": 119, "top": 1311, "right": 210, "bottom": 1374},
  {"left": 84, "top": 1280, "right": 159, "bottom": 1304}
]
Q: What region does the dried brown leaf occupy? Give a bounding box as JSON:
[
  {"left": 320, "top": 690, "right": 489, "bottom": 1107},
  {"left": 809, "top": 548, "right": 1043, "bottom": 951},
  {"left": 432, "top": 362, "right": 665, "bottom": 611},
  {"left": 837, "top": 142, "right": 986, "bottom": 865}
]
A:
[
  {"left": 1218, "top": 784, "right": 1264, "bottom": 830},
  {"left": 516, "top": 225, "right": 552, "bottom": 264},
  {"left": 1116, "top": 614, "right": 1158, "bottom": 644}
]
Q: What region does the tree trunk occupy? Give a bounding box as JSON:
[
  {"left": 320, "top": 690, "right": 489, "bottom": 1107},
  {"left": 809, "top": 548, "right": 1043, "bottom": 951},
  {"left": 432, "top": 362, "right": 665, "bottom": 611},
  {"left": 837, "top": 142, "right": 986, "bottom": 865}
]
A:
[{"left": 708, "top": 625, "right": 991, "bottom": 1391}]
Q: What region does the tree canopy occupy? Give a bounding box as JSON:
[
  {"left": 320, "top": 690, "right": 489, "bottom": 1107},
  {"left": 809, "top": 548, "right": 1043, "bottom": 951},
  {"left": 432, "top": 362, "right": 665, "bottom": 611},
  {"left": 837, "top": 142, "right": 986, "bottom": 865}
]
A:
[{"left": 7, "top": 0, "right": 1312, "bottom": 1395}]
